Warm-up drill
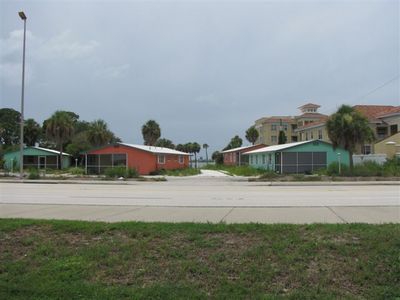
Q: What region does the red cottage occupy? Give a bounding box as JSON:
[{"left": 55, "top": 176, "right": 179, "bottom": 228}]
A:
[
  {"left": 84, "top": 143, "right": 190, "bottom": 175},
  {"left": 221, "top": 144, "right": 266, "bottom": 166}
]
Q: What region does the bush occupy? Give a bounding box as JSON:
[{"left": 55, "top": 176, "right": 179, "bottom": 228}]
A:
[
  {"left": 325, "top": 162, "right": 350, "bottom": 176},
  {"left": 67, "top": 167, "right": 85, "bottom": 175},
  {"left": 104, "top": 166, "right": 138, "bottom": 178},
  {"left": 28, "top": 168, "right": 40, "bottom": 179},
  {"left": 382, "top": 157, "right": 400, "bottom": 177}
]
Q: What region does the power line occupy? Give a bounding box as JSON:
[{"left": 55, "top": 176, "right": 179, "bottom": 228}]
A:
[
  {"left": 352, "top": 74, "right": 399, "bottom": 103},
  {"left": 324, "top": 74, "right": 400, "bottom": 114}
]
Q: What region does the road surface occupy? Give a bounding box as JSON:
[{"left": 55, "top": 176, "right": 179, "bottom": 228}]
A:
[{"left": 0, "top": 178, "right": 399, "bottom": 223}]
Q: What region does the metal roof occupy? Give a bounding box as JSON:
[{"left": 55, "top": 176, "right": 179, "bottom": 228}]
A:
[
  {"left": 119, "top": 143, "right": 190, "bottom": 155},
  {"left": 33, "top": 146, "right": 71, "bottom": 156},
  {"left": 220, "top": 145, "right": 260, "bottom": 154},
  {"left": 243, "top": 140, "right": 319, "bottom": 154}
]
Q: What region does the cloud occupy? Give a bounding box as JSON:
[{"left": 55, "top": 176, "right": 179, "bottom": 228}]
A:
[
  {"left": 0, "top": 62, "right": 33, "bottom": 86},
  {"left": 0, "top": 29, "right": 99, "bottom": 86},
  {"left": 37, "top": 30, "right": 99, "bottom": 60},
  {"left": 94, "top": 63, "right": 130, "bottom": 79}
]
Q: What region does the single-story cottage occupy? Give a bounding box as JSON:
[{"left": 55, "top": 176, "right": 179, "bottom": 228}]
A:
[
  {"left": 244, "top": 140, "right": 350, "bottom": 174},
  {"left": 83, "top": 143, "right": 190, "bottom": 175},
  {"left": 3, "top": 146, "right": 71, "bottom": 170},
  {"left": 221, "top": 144, "right": 266, "bottom": 166}
]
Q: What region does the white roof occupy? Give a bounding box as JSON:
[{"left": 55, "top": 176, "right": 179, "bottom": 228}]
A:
[
  {"left": 221, "top": 145, "right": 258, "bottom": 154},
  {"left": 244, "top": 140, "right": 315, "bottom": 154},
  {"left": 119, "top": 143, "right": 190, "bottom": 155},
  {"left": 33, "top": 146, "right": 71, "bottom": 156}
]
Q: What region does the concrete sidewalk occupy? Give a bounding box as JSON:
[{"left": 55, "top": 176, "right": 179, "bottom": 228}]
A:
[
  {"left": 0, "top": 178, "right": 399, "bottom": 186},
  {"left": 1, "top": 203, "right": 398, "bottom": 224}
]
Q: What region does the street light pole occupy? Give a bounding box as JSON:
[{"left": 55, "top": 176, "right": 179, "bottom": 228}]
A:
[{"left": 18, "top": 11, "right": 27, "bottom": 179}]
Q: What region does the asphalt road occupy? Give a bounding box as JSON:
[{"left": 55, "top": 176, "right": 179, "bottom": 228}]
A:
[{"left": 0, "top": 178, "right": 399, "bottom": 223}]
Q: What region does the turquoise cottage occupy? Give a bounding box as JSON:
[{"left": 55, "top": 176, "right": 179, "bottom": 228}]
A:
[
  {"left": 3, "top": 146, "right": 71, "bottom": 170},
  {"left": 244, "top": 140, "right": 350, "bottom": 174}
]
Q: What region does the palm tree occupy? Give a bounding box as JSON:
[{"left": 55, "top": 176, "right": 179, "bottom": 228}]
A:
[
  {"left": 45, "top": 111, "right": 75, "bottom": 169},
  {"left": 142, "top": 120, "right": 161, "bottom": 146},
  {"left": 245, "top": 126, "right": 259, "bottom": 145},
  {"left": 326, "top": 105, "right": 374, "bottom": 170},
  {"left": 202, "top": 143, "right": 209, "bottom": 162},
  {"left": 87, "top": 119, "right": 113, "bottom": 147},
  {"left": 192, "top": 142, "right": 201, "bottom": 168},
  {"left": 155, "top": 138, "right": 175, "bottom": 149}
]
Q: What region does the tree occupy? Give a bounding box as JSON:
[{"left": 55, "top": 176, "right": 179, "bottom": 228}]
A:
[
  {"left": 0, "top": 108, "right": 20, "bottom": 145},
  {"left": 191, "top": 142, "right": 201, "bottom": 168},
  {"left": 142, "top": 120, "right": 161, "bottom": 146},
  {"left": 212, "top": 151, "right": 223, "bottom": 165},
  {"left": 65, "top": 131, "right": 91, "bottom": 159},
  {"left": 155, "top": 138, "right": 175, "bottom": 149},
  {"left": 223, "top": 135, "right": 243, "bottom": 151},
  {"left": 278, "top": 130, "right": 287, "bottom": 144},
  {"left": 44, "top": 111, "right": 75, "bottom": 169},
  {"left": 245, "top": 126, "right": 259, "bottom": 145},
  {"left": 24, "top": 118, "right": 41, "bottom": 146},
  {"left": 326, "top": 105, "right": 374, "bottom": 170},
  {"left": 87, "top": 119, "right": 113, "bottom": 147},
  {"left": 202, "top": 143, "right": 209, "bottom": 162},
  {"left": 176, "top": 144, "right": 185, "bottom": 152}
]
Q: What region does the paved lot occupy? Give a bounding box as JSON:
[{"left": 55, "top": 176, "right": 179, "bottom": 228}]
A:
[{"left": 0, "top": 178, "right": 399, "bottom": 223}]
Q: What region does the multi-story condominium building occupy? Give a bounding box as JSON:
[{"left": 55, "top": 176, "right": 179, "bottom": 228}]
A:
[
  {"left": 255, "top": 103, "right": 400, "bottom": 155},
  {"left": 254, "top": 103, "right": 327, "bottom": 145}
]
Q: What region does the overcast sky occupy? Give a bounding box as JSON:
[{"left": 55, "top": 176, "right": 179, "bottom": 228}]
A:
[{"left": 1, "top": 0, "right": 399, "bottom": 156}]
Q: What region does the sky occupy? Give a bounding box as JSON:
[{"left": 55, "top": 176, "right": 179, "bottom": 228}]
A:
[{"left": 1, "top": 0, "right": 399, "bottom": 157}]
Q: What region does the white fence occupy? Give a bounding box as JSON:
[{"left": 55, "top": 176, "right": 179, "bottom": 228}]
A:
[{"left": 353, "top": 154, "right": 387, "bottom": 165}]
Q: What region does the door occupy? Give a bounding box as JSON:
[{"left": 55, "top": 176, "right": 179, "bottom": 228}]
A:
[{"left": 39, "top": 156, "right": 46, "bottom": 169}]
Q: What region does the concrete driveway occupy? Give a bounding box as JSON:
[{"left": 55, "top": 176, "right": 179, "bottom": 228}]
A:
[{"left": 0, "top": 177, "right": 399, "bottom": 224}]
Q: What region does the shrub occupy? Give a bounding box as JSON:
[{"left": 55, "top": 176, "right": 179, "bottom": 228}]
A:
[
  {"left": 104, "top": 166, "right": 138, "bottom": 178},
  {"left": 326, "top": 162, "right": 350, "bottom": 176},
  {"left": 382, "top": 157, "right": 400, "bottom": 177},
  {"left": 68, "top": 167, "right": 85, "bottom": 175},
  {"left": 28, "top": 168, "right": 40, "bottom": 179}
]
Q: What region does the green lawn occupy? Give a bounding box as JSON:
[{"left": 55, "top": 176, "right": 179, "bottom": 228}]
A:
[{"left": 1, "top": 219, "right": 399, "bottom": 299}]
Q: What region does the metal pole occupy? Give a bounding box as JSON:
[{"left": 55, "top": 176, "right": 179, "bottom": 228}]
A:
[
  {"left": 338, "top": 153, "right": 341, "bottom": 175},
  {"left": 19, "top": 12, "right": 27, "bottom": 179}
]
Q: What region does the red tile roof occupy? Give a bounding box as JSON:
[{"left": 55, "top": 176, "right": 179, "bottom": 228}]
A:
[
  {"left": 296, "top": 113, "right": 327, "bottom": 119},
  {"left": 298, "top": 103, "right": 320, "bottom": 109},
  {"left": 259, "top": 116, "right": 294, "bottom": 124},
  {"left": 353, "top": 105, "right": 399, "bottom": 120},
  {"left": 296, "top": 119, "right": 327, "bottom": 131}
]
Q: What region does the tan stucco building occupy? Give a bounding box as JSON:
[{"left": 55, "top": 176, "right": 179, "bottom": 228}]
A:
[{"left": 254, "top": 103, "right": 400, "bottom": 156}]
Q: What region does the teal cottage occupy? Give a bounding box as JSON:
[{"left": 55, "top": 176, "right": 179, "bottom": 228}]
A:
[
  {"left": 244, "top": 140, "right": 350, "bottom": 174},
  {"left": 3, "top": 146, "right": 71, "bottom": 170}
]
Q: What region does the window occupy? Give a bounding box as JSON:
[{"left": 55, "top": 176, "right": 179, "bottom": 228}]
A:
[
  {"left": 255, "top": 155, "right": 258, "bottom": 164},
  {"left": 250, "top": 155, "right": 253, "bottom": 164},
  {"left": 268, "top": 154, "right": 272, "bottom": 164},
  {"left": 271, "top": 136, "right": 277, "bottom": 143},
  {"left": 179, "top": 155, "right": 184, "bottom": 164},
  {"left": 262, "top": 154, "right": 266, "bottom": 164},
  {"left": 113, "top": 154, "right": 127, "bottom": 166},
  {"left": 271, "top": 124, "right": 277, "bottom": 131},
  {"left": 318, "top": 130, "right": 323, "bottom": 140},
  {"left": 158, "top": 155, "right": 165, "bottom": 164},
  {"left": 283, "top": 124, "right": 288, "bottom": 131},
  {"left": 362, "top": 145, "right": 372, "bottom": 155}
]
